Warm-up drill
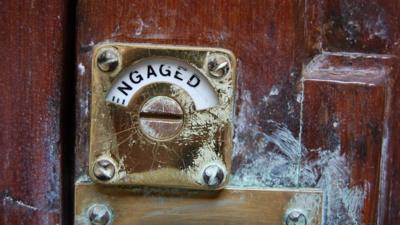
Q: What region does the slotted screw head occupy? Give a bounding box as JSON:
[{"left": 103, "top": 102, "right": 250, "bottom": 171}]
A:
[
  {"left": 286, "top": 210, "right": 307, "bottom": 225},
  {"left": 139, "top": 96, "right": 184, "bottom": 140},
  {"left": 207, "top": 54, "right": 230, "bottom": 77},
  {"left": 202, "top": 164, "right": 225, "bottom": 188},
  {"left": 88, "top": 204, "right": 112, "bottom": 225},
  {"left": 97, "top": 47, "right": 119, "bottom": 72},
  {"left": 93, "top": 159, "right": 116, "bottom": 181}
]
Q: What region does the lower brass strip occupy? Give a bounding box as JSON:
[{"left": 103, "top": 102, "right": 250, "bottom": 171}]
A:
[{"left": 75, "top": 183, "right": 323, "bottom": 225}]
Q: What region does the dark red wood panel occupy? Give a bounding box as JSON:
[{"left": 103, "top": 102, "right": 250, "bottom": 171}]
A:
[
  {"left": 305, "top": 0, "right": 400, "bottom": 55},
  {"left": 304, "top": 1, "right": 400, "bottom": 224},
  {"left": 386, "top": 62, "right": 400, "bottom": 225},
  {"left": 0, "top": 0, "right": 73, "bottom": 224},
  {"left": 301, "top": 52, "right": 394, "bottom": 225},
  {"left": 75, "top": 1, "right": 400, "bottom": 225}
]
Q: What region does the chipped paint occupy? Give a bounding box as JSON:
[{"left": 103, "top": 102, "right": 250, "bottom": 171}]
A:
[
  {"left": 78, "top": 63, "right": 86, "bottom": 76},
  {"left": 230, "top": 90, "right": 368, "bottom": 225},
  {"left": 303, "top": 52, "right": 392, "bottom": 87},
  {"left": 262, "top": 85, "right": 281, "bottom": 104},
  {"left": 43, "top": 97, "right": 62, "bottom": 212},
  {"left": 133, "top": 18, "right": 149, "bottom": 36},
  {"left": 269, "top": 85, "right": 280, "bottom": 96},
  {"left": 230, "top": 90, "right": 301, "bottom": 187},
  {"left": 301, "top": 148, "right": 368, "bottom": 225},
  {"left": 2, "top": 193, "right": 39, "bottom": 211}
]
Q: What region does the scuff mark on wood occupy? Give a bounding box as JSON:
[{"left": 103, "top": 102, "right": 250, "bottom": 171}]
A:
[
  {"left": 2, "top": 192, "right": 39, "bottom": 212},
  {"left": 231, "top": 90, "right": 367, "bottom": 225}
]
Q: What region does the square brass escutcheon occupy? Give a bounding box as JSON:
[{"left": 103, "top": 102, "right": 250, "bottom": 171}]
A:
[{"left": 89, "top": 43, "right": 237, "bottom": 190}]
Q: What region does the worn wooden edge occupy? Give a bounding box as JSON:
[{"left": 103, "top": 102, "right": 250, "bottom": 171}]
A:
[
  {"left": 301, "top": 51, "right": 395, "bottom": 225},
  {"left": 0, "top": 0, "right": 77, "bottom": 224},
  {"left": 303, "top": 51, "right": 395, "bottom": 85}
]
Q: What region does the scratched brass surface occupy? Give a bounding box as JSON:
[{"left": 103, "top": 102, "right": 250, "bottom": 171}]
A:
[
  {"left": 75, "top": 184, "right": 323, "bottom": 225},
  {"left": 90, "top": 43, "right": 236, "bottom": 189}
]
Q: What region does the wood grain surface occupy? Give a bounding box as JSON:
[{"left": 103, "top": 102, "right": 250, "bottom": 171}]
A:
[
  {"left": 304, "top": 1, "right": 400, "bottom": 224},
  {"left": 0, "top": 0, "right": 75, "bottom": 224},
  {"left": 74, "top": 1, "right": 400, "bottom": 225},
  {"left": 302, "top": 52, "right": 395, "bottom": 225},
  {"left": 1, "top": 0, "right": 398, "bottom": 224}
]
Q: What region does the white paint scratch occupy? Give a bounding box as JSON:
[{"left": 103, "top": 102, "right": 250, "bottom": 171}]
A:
[
  {"left": 262, "top": 85, "right": 281, "bottom": 103},
  {"left": 80, "top": 91, "right": 89, "bottom": 116},
  {"left": 134, "top": 18, "right": 149, "bottom": 36},
  {"left": 301, "top": 148, "right": 368, "bottom": 225},
  {"left": 76, "top": 174, "right": 92, "bottom": 183},
  {"left": 231, "top": 90, "right": 301, "bottom": 187},
  {"left": 78, "top": 63, "right": 86, "bottom": 76},
  {"left": 3, "top": 195, "right": 39, "bottom": 211},
  {"left": 296, "top": 93, "right": 303, "bottom": 103},
  {"left": 269, "top": 85, "right": 280, "bottom": 96},
  {"left": 231, "top": 90, "right": 368, "bottom": 225}
]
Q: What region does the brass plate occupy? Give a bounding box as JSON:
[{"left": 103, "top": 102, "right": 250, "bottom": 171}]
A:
[
  {"left": 90, "top": 43, "right": 237, "bottom": 189},
  {"left": 75, "top": 184, "right": 323, "bottom": 225}
]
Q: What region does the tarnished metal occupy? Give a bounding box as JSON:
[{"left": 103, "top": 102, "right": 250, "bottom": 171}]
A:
[
  {"left": 139, "top": 96, "right": 184, "bottom": 140},
  {"left": 75, "top": 184, "right": 323, "bottom": 225},
  {"left": 92, "top": 158, "right": 116, "bottom": 182},
  {"left": 285, "top": 210, "right": 308, "bottom": 225},
  {"left": 89, "top": 43, "right": 236, "bottom": 189},
  {"left": 96, "top": 47, "right": 120, "bottom": 72},
  {"left": 207, "top": 53, "right": 231, "bottom": 78},
  {"left": 87, "top": 204, "right": 113, "bottom": 225},
  {"left": 202, "top": 164, "right": 226, "bottom": 188}
]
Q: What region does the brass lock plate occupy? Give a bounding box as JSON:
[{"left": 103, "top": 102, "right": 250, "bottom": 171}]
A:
[
  {"left": 75, "top": 184, "right": 323, "bottom": 225},
  {"left": 89, "top": 43, "right": 236, "bottom": 189}
]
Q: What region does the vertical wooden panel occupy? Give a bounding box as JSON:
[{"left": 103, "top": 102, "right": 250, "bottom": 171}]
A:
[
  {"left": 386, "top": 62, "right": 400, "bottom": 225},
  {"left": 301, "top": 52, "right": 395, "bottom": 225},
  {"left": 0, "top": 0, "right": 72, "bottom": 224},
  {"left": 304, "top": 1, "right": 400, "bottom": 224}
]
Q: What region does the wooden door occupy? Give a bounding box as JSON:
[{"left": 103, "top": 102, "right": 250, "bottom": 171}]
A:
[{"left": 1, "top": 1, "right": 399, "bottom": 225}]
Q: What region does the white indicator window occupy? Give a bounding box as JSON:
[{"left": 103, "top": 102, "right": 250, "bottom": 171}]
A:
[{"left": 105, "top": 57, "right": 219, "bottom": 110}]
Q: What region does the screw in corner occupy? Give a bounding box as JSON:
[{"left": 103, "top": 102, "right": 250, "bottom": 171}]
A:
[
  {"left": 93, "top": 158, "right": 116, "bottom": 182},
  {"left": 207, "top": 54, "right": 230, "bottom": 78},
  {"left": 202, "top": 164, "right": 226, "bottom": 188},
  {"left": 87, "top": 204, "right": 112, "bottom": 225},
  {"left": 285, "top": 209, "right": 308, "bottom": 225},
  {"left": 97, "top": 47, "right": 120, "bottom": 72}
]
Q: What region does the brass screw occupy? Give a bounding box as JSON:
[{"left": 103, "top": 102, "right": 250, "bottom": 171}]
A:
[
  {"left": 88, "top": 204, "right": 112, "bottom": 225},
  {"left": 202, "top": 164, "right": 225, "bottom": 188},
  {"left": 285, "top": 210, "right": 307, "bottom": 225},
  {"left": 97, "top": 47, "right": 119, "bottom": 72},
  {"left": 207, "top": 54, "right": 230, "bottom": 77},
  {"left": 139, "top": 96, "right": 184, "bottom": 140},
  {"left": 93, "top": 159, "right": 116, "bottom": 181}
]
